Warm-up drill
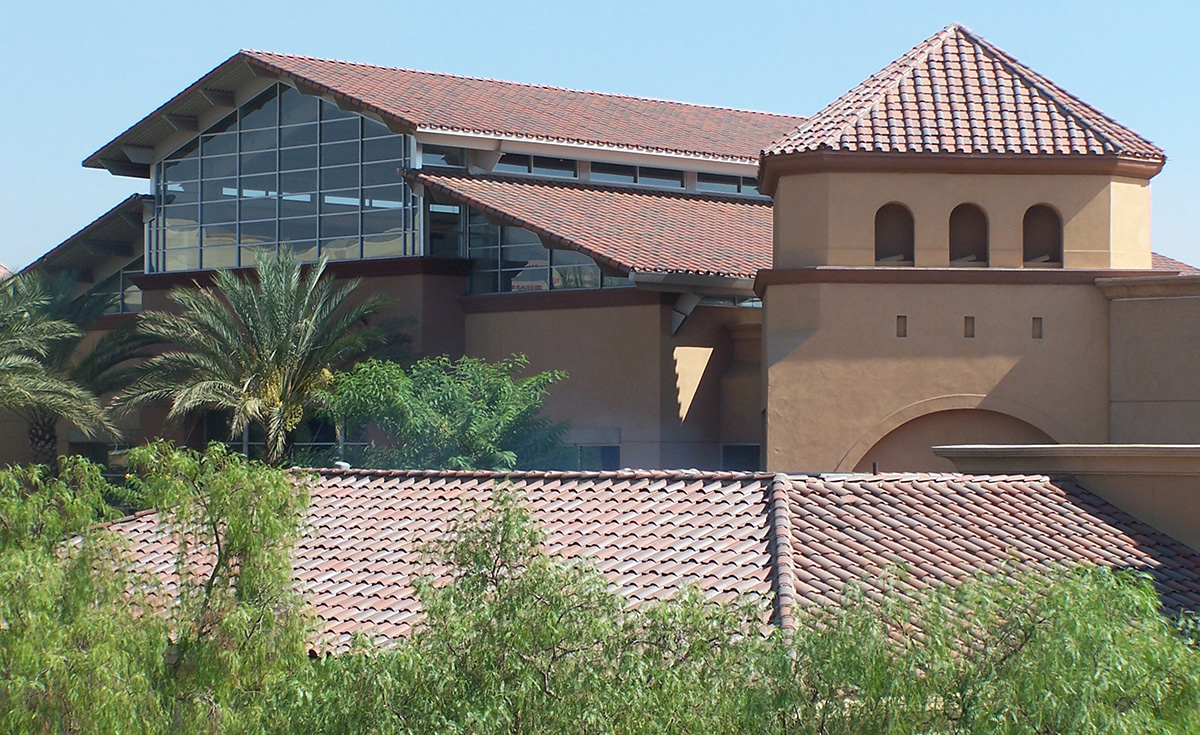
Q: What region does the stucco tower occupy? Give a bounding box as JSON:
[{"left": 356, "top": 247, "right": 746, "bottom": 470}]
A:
[{"left": 756, "top": 24, "right": 1166, "bottom": 472}]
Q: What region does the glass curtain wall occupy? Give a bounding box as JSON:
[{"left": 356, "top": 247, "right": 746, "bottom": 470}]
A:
[{"left": 150, "top": 83, "right": 417, "bottom": 273}]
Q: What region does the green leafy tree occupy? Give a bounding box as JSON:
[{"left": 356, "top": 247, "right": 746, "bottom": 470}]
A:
[
  {"left": 6, "top": 272, "right": 154, "bottom": 466},
  {"left": 117, "top": 253, "right": 387, "bottom": 466},
  {"left": 0, "top": 274, "right": 115, "bottom": 464},
  {"left": 318, "top": 354, "right": 568, "bottom": 470}
]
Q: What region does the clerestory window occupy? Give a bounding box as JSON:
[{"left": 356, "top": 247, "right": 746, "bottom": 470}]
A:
[{"left": 149, "top": 83, "right": 417, "bottom": 273}]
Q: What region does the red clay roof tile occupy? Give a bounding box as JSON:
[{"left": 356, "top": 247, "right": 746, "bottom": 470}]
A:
[
  {"left": 410, "top": 171, "right": 772, "bottom": 279},
  {"left": 765, "top": 24, "right": 1164, "bottom": 163}
]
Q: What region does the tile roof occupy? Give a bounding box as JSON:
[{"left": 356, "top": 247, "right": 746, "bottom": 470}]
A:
[
  {"left": 765, "top": 24, "right": 1164, "bottom": 163},
  {"left": 410, "top": 171, "right": 772, "bottom": 279},
  {"left": 1152, "top": 252, "right": 1200, "bottom": 275},
  {"left": 109, "top": 469, "right": 1200, "bottom": 650},
  {"left": 87, "top": 51, "right": 805, "bottom": 171}
]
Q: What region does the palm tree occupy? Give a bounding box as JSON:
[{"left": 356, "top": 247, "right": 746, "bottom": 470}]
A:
[
  {"left": 0, "top": 274, "right": 116, "bottom": 465},
  {"left": 117, "top": 253, "right": 387, "bottom": 466}
]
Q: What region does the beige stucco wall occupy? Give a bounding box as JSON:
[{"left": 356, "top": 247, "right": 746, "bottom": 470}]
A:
[
  {"left": 1109, "top": 284, "right": 1200, "bottom": 443},
  {"left": 464, "top": 301, "right": 761, "bottom": 469},
  {"left": 855, "top": 408, "right": 1054, "bottom": 473},
  {"left": 772, "top": 172, "right": 1152, "bottom": 270},
  {"left": 763, "top": 280, "right": 1111, "bottom": 472}
]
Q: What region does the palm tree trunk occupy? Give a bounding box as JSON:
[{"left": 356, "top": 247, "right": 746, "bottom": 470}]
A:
[{"left": 28, "top": 415, "right": 59, "bottom": 468}]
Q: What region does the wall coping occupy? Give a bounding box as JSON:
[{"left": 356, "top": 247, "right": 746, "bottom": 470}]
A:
[
  {"left": 1095, "top": 275, "right": 1200, "bottom": 299},
  {"left": 933, "top": 443, "right": 1200, "bottom": 476}
]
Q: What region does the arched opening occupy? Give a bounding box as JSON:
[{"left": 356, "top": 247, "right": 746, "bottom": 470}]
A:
[
  {"left": 853, "top": 409, "right": 1055, "bottom": 472},
  {"left": 1023, "top": 205, "right": 1063, "bottom": 267},
  {"left": 949, "top": 203, "right": 988, "bottom": 266},
  {"left": 875, "top": 203, "right": 914, "bottom": 266}
]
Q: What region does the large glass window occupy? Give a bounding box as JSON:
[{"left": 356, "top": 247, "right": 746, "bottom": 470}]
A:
[
  {"left": 92, "top": 257, "right": 144, "bottom": 314},
  {"left": 150, "top": 83, "right": 417, "bottom": 272}
]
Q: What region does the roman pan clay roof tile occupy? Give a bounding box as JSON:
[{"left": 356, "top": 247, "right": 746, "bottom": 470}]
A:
[
  {"left": 765, "top": 24, "right": 1164, "bottom": 162},
  {"left": 409, "top": 171, "right": 773, "bottom": 279},
  {"left": 108, "top": 469, "right": 1200, "bottom": 651}
]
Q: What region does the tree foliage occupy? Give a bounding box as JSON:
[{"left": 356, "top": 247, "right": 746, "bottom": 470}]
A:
[
  {"left": 317, "top": 354, "right": 568, "bottom": 470},
  {"left": 4, "top": 271, "right": 155, "bottom": 465},
  {"left": 2, "top": 452, "right": 1200, "bottom": 734},
  {"left": 0, "top": 274, "right": 115, "bottom": 462},
  {"left": 117, "top": 252, "right": 387, "bottom": 466}
]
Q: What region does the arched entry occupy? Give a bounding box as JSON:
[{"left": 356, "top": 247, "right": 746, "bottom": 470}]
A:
[{"left": 852, "top": 409, "right": 1055, "bottom": 473}]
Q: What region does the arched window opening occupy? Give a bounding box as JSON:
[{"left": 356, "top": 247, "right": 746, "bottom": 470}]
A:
[
  {"left": 1023, "top": 205, "right": 1063, "bottom": 267},
  {"left": 949, "top": 203, "right": 988, "bottom": 266},
  {"left": 875, "top": 203, "right": 914, "bottom": 266}
]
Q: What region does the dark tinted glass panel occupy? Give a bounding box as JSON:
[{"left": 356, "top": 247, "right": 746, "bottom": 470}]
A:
[
  {"left": 201, "top": 223, "right": 237, "bottom": 248},
  {"left": 282, "top": 241, "right": 318, "bottom": 262},
  {"left": 696, "top": 173, "right": 739, "bottom": 194},
  {"left": 206, "top": 112, "right": 237, "bottom": 135},
  {"left": 741, "top": 178, "right": 760, "bottom": 195},
  {"left": 362, "top": 208, "right": 405, "bottom": 237},
  {"left": 423, "top": 145, "right": 466, "bottom": 168},
  {"left": 240, "top": 150, "right": 275, "bottom": 176},
  {"left": 364, "top": 232, "right": 411, "bottom": 259},
  {"left": 202, "top": 246, "right": 239, "bottom": 269},
  {"left": 363, "top": 160, "right": 404, "bottom": 186},
  {"left": 321, "top": 118, "right": 359, "bottom": 143},
  {"left": 240, "top": 243, "right": 277, "bottom": 266},
  {"left": 202, "top": 154, "right": 237, "bottom": 179},
  {"left": 638, "top": 167, "right": 684, "bottom": 187},
  {"left": 362, "top": 118, "right": 392, "bottom": 138},
  {"left": 363, "top": 184, "right": 407, "bottom": 210},
  {"left": 162, "top": 181, "right": 199, "bottom": 206},
  {"left": 200, "top": 131, "right": 237, "bottom": 157},
  {"left": 721, "top": 444, "right": 760, "bottom": 471},
  {"left": 279, "top": 123, "right": 318, "bottom": 148},
  {"left": 590, "top": 162, "right": 636, "bottom": 184},
  {"left": 201, "top": 200, "right": 237, "bottom": 224},
  {"left": 239, "top": 87, "right": 278, "bottom": 129},
  {"left": 320, "top": 213, "right": 359, "bottom": 239},
  {"left": 502, "top": 226, "right": 540, "bottom": 246},
  {"left": 322, "top": 190, "right": 360, "bottom": 215},
  {"left": 503, "top": 268, "right": 548, "bottom": 292},
  {"left": 493, "top": 154, "right": 530, "bottom": 174},
  {"left": 163, "top": 155, "right": 198, "bottom": 182},
  {"left": 552, "top": 265, "right": 600, "bottom": 289},
  {"left": 279, "top": 217, "right": 317, "bottom": 243},
  {"left": 240, "top": 174, "right": 276, "bottom": 197},
  {"left": 501, "top": 243, "right": 547, "bottom": 268},
  {"left": 240, "top": 219, "right": 276, "bottom": 244},
  {"left": 428, "top": 204, "right": 462, "bottom": 257},
  {"left": 532, "top": 156, "right": 576, "bottom": 178},
  {"left": 319, "top": 102, "right": 355, "bottom": 121},
  {"left": 279, "top": 192, "right": 317, "bottom": 218},
  {"left": 280, "top": 169, "right": 317, "bottom": 194},
  {"left": 321, "top": 165, "right": 358, "bottom": 190},
  {"left": 470, "top": 247, "right": 499, "bottom": 270},
  {"left": 321, "top": 140, "right": 359, "bottom": 166},
  {"left": 363, "top": 135, "right": 406, "bottom": 162},
  {"left": 202, "top": 178, "right": 238, "bottom": 201},
  {"left": 164, "top": 248, "right": 199, "bottom": 271},
  {"left": 162, "top": 204, "right": 199, "bottom": 228},
  {"left": 551, "top": 248, "right": 594, "bottom": 266},
  {"left": 239, "top": 196, "right": 276, "bottom": 221},
  {"left": 240, "top": 127, "right": 277, "bottom": 152},
  {"left": 602, "top": 273, "right": 634, "bottom": 288},
  {"left": 279, "top": 145, "right": 317, "bottom": 171},
  {"left": 279, "top": 87, "right": 319, "bottom": 125},
  {"left": 321, "top": 238, "right": 359, "bottom": 261}
]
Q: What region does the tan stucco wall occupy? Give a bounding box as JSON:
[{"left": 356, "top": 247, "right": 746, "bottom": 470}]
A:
[
  {"left": 464, "top": 302, "right": 761, "bottom": 469},
  {"left": 1109, "top": 288, "right": 1200, "bottom": 443},
  {"left": 772, "top": 172, "right": 1152, "bottom": 270},
  {"left": 855, "top": 408, "right": 1054, "bottom": 473},
  {"left": 763, "top": 280, "right": 1110, "bottom": 472}
]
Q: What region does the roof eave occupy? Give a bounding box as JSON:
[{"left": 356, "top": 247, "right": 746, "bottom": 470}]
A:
[{"left": 758, "top": 149, "right": 1166, "bottom": 197}]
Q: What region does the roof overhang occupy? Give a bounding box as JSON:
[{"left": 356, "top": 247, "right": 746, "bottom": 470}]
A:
[
  {"left": 757, "top": 149, "right": 1166, "bottom": 197},
  {"left": 83, "top": 52, "right": 417, "bottom": 178},
  {"left": 22, "top": 194, "right": 150, "bottom": 281}
]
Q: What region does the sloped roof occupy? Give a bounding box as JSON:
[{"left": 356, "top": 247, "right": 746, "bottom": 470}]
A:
[
  {"left": 765, "top": 24, "right": 1164, "bottom": 164},
  {"left": 108, "top": 469, "right": 1200, "bottom": 650},
  {"left": 410, "top": 171, "right": 772, "bottom": 279},
  {"left": 21, "top": 194, "right": 148, "bottom": 276},
  {"left": 85, "top": 50, "right": 805, "bottom": 173},
  {"left": 1152, "top": 252, "right": 1200, "bottom": 275}
]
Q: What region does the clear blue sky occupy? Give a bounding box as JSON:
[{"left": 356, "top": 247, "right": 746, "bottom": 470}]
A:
[{"left": 2, "top": 0, "right": 1197, "bottom": 270}]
